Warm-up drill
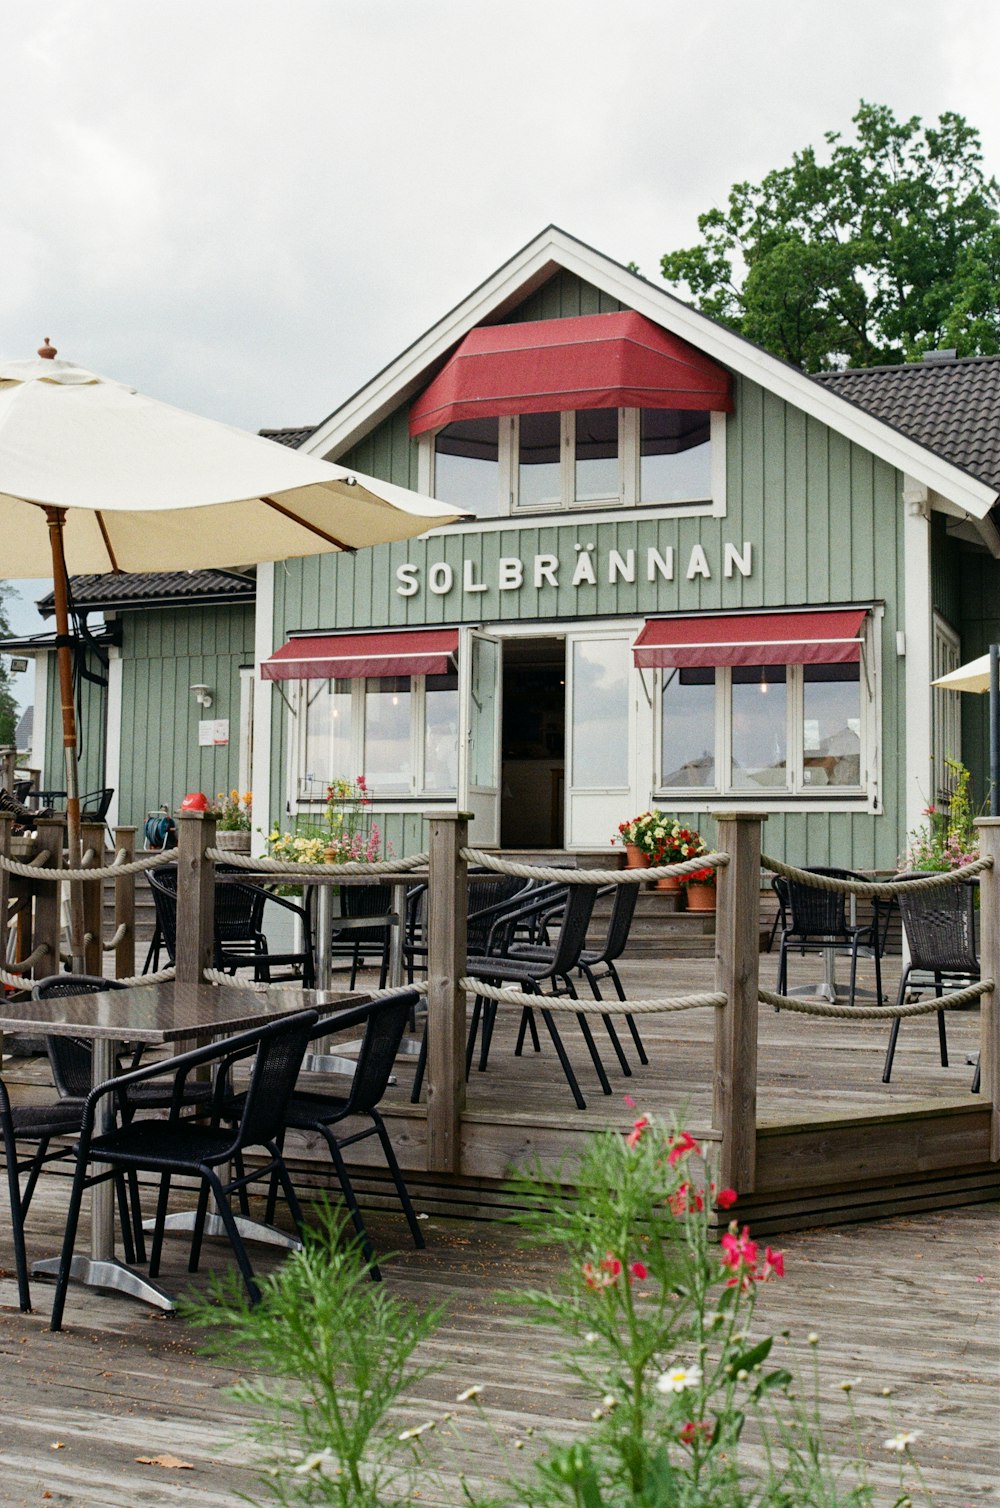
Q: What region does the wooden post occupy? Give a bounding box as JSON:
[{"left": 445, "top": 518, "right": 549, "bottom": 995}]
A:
[
  {"left": 974, "top": 818, "right": 1000, "bottom": 1159},
  {"left": 81, "top": 820, "right": 105, "bottom": 977},
  {"left": 0, "top": 811, "right": 11, "bottom": 970},
  {"left": 712, "top": 812, "right": 764, "bottom": 1193},
  {"left": 175, "top": 811, "right": 216, "bottom": 985},
  {"left": 114, "top": 826, "right": 137, "bottom": 982},
  {"left": 425, "top": 813, "right": 469, "bottom": 1174},
  {"left": 0, "top": 746, "right": 14, "bottom": 795},
  {"left": 34, "top": 815, "right": 66, "bottom": 982}
]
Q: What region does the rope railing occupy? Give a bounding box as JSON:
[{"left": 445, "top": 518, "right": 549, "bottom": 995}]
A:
[
  {"left": 202, "top": 848, "right": 430, "bottom": 877},
  {"left": 461, "top": 848, "right": 729, "bottom": 885},
  {"left": 101, "top": 923, "right": 129, "bottom": 951},
  {"left": 201, "top": 965, "right": 429, "bottom": 1002},
  {"left": 460, "top": 979, "right": 727, "bottom": 1015},
  {"left": 761, "top": 853, "right": 992, "bottom": 898},
  {"left": 0, "top": 944, "right": 50, "bottom": 988},
  {"left": 759, "top": 979, "right": 992, "bottom": 1021},
  {"left": 0, "top": 848, "right": 176, "bottom": 883}
]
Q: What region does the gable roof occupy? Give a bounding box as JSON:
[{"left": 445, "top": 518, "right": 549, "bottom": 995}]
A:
[
  {"left": 816, "top": 355, "right": 1000, "bottom": 495},
  {"left": 36, "top": 569, "right": 256, "bottom": 618},
  {"left": 259, "top": 425, "right": 317, "bottom": 449},
  {"left": 301, "top": 225, "right": 998, "bottom": 526}
]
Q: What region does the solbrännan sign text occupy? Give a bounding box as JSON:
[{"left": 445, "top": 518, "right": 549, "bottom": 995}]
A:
[{"left": 397, "top": 540, "right": 753, "bottom": 598}]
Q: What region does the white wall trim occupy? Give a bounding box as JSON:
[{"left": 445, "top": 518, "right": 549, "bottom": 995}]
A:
[
  {"left": 903, "top": 476, "right": 934, "bottom": 840},
  {"left": 31, "top": 651, "right": 49, "bottom": 783},
  {"left": 105, "top": 647, "right": 123, "bottom": 829},
  {"left": 251, "top": 562, "right": 275, "bottom": 857}
]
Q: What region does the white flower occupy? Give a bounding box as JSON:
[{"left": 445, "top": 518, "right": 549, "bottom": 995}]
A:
[
  {"left": 836, "top": 1377, "right": 861, "bottom": 1392},
  {"left": 293, "top": 1449, "right": 335, "bottom": 1475},
  {"left": 455, "top": 1385, "right": 483, "bottom": 1403},
  {"left": 884, "top": 1429, "right": 922, "bottom": 1453},
  {"left": 656, "top": 1364, "right": 702, "bottom": 1395},
  {"left": 398, "top": 1421, "right": 434, "bottom": 1441}
]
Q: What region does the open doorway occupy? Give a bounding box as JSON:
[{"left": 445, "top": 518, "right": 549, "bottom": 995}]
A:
[{"left": 500, "top": 636, "right": 566, "bottom": 848}]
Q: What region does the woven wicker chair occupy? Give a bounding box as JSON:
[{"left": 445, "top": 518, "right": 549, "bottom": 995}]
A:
[
  {"left": 773, "top": 866, "right": 886, "bottom": 1009},
  {"left": 883, "top": 875, "right": 978, "bottom": 1083}
]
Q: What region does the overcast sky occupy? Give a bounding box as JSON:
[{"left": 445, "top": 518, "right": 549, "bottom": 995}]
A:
[{"left": 2, "top": 0, "right": 999, "bottom": 709}]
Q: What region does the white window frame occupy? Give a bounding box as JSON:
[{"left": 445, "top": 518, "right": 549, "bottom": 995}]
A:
[
  {"left": 932, "top": 613, "right": 961, "bottom": 805},
  {"left": 425, "top": 408, "right": 725, "bottom": 523},
  {"left": 653, "top": 617, "right": 880, "bottom": 813}
]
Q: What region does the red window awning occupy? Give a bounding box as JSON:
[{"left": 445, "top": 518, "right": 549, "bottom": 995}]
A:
[
  {"left": 633, "top": 610, "right": 868, "bottom": 669},
  {"left": 409, "top": 311, "right": 733, "bottom": 436},
  {"left": 261, "top": 628, "right": 459, "bottom": 682}
]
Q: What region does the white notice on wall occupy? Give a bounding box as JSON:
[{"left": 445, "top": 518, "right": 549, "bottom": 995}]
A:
[{"left": 199, "top": 719, "right": 230, "bottom": 746}]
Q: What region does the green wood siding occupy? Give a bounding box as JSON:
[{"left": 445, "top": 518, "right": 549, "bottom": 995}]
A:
[
  {"left": 118, "top": 605, "right": 255, "bottom": 829},
  {"left": 504, "top": 269, "right": 626, "bottom": 323},
  {"left": 43, "top": 648, "right": 107, "bottom": 800}
]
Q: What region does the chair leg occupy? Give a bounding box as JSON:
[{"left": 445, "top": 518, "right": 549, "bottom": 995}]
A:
[
  {"left": 264, "top": 1131, "right": 287, "bottom": 1225},
  {"left": 127, "top": 1172, "right": 147, "bottom": 1265},
  {"left": 971, "top": 1054, "right": 981, "bottom": 1094},
  {"left": 849, "top": 942, "right": 860, "bottom": 1008},
  {"left": 874, "top": 938, "right": 884, "bottom": 1005},
  {"left": 188, "top": 1180, "right": 213, "bottom": 1273},
  {"left": 935, "top": 980, "right": 949, "bottom": 1067},
  {"left": 410, "top": 1022, "right": 427, "bottom": 1104},
  {"left": 882, "top": 968, "right": 909, "bottom": 1083},
  {"left": 539, "top": 1008, "right": 586, "bottom": 1110},
  {"left": 372, "top": 1110, "right": 424, "bottom": 1250},
  {"left": 478, "top": 998, "right": 498, "bottom": 1070},
  {"left": 115, "top": 1174, "right": 137, "bottom": 1266},
  {"left": 465, "top": 997, "right": 482, "bottom": 1078},
  {"left": 604, "top": 962, "right": 649, "bottom": 1066},
  {"left": 3, "top": 1126, "right": 31, "bottom": 1311},
  {"left": 320, "top": 1128, "right": 380, "bottom": 1280},
  {"left": 574, "top": 1008, "right": 613, "bottom": 1095},
  {"left": 203, "top": 1169, "right": 260, "bottom": 1305},
  {"left": 49, "top": 1155, "right": 90, "bottom": 1332},
  {"left": 148, "top": 1173, "right": 173, "bottom": 1279},
  {"left": 18, "top": 1137, "right": 50, "bottom": 1219},
  {"left": 265, "top": 1144, "right": 307, "bottom": 1237}
]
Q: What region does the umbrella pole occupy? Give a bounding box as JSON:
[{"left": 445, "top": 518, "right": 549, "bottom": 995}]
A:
[
  {"left": 991, "top": 645, "right": 1000, "bottom": 819},
  {"left": 44, "top": 507, "right": 86, "bottom": 973}
]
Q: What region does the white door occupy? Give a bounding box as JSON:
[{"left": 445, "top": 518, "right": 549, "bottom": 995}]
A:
[
  {"left": 565, "top": 631, "right": 633, "bottom": 847},
  {"left": 458, "top": 627, "right": 503, "bottom": 846}
]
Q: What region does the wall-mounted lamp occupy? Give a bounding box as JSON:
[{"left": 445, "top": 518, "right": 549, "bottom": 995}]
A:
[
  {"left": 8, "top": 657, "right": 28, "bottom": 674},
  {"left": 191, "top": 683, "right": 213, "bottom": 709}
]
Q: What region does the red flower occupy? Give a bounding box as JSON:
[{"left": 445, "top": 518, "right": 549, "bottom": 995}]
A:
[
  {"left": 667, "top": 1130, "right": 700, "bottom": 1166},
  {"left": 757, "top": 1246, "right": 785, "bottom": 1281},
  {"left": 630, "top": 1260, "right": 648, "bottom": 1281},
  {"left": 626, "top": 1115, "right": 649, "bottom": 1149},
  {"left": 679, "top": 1419, "right": 713, "bottom": 1447},
  {"left": 720, "top": 1225, "right": 758, "bottom": 1270},
  {"left": 715, "top": 1187, "right": 738, "bottom": 1210}
]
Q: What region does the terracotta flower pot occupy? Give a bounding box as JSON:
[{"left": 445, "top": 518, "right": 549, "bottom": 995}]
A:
[
  {"left": 655, "top": 875, "right": 683, "bottom": 893},
  {"left": 684, "top": 881, "right": 716, "bottom": 912},
  {"left": 624, "top": 843, "right": 650, "bottom": 869}
]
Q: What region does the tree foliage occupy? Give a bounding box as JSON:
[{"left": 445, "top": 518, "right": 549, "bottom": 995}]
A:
[
  {"left": 659, "top": 102, "right": 1000, "bottom": 371},
  {"left": 0, "top": 583, "right": 19, "bottom": 747}
]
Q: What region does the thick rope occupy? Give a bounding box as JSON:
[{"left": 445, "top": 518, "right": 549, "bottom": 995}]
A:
[
  {"left": 101, "top": 923, "right": 129, "bottom": 950},
  {"left": 461, "top": 849, "right": 728, "bottom": 885},
  {"left": 115, "top": 966, "right": 176, "bottom": 987},
  {"left": 759, "top": 979, "right": 991, "bottom": 1020},
  {"left": 761, "top": 853, "right": 992, "bottom": 898},
  {"left": 459, "top": 979, "right": 726, "bottom": 1014},
  {"left": 0, "top": 945, "right": 50, "bottom": 987},
  {"left": 203, "top": 848, "right": 430, "bottom": 877},
  {"left": 201, "top": 966, "right": 429, "bottom": 1002},
  {"left": 0, "top": 848, "right": 176, "bottom": 882}
]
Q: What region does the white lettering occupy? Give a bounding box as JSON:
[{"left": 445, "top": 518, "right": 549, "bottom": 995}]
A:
[
  {"left": 498, "top": 557, "right": 524, "bottom": 591},
  {"left": 572, "top": 551, "right": 597, "bottom": 587},
  {"left": 724, "top": 540, "right": 753, "bottom": 578},
  {"left": 396, "top": 563, "right": 419, "bottom": 597},
  {"left": 533, "top": 553, "right": 560, "bottom": 589},
  {"left": 608, "top": 549, "right": 635, "bottom": 583},
  {"left": 463, "top": 559, "right": 488, "bottom": 593},
  {"left": 428, "top": 562, "right": 453, "bottom": 595},
  {"left": 646, "top": 546, "right": 674, "bottom": 582},
  {"left": 686, "top": 544, "right": 711, "bottom": 580}
]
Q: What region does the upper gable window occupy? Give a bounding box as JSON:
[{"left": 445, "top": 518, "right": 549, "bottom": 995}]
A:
[
  {"left": 433, "top": 418, "right": 500, "bottom": 517},
  {"left": 640, "top": 409, "right": 711, "bottom": 504}
]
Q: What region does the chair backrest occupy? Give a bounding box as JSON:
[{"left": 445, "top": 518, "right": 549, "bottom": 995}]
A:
[
  {"left": 781, "top": 867, "right": 850, "bottom": 937},
  {"left": 335, "top": 990, "right": 419, "bottom": 1116},
  {"left": 466, "top": 875, "right": 534, "bottom": 953},
  {"left": 234, "top": 1010, "right": 320, "bottom": 1149},
  {"left": 80, "top": 787, "right": 115, "bottom": 821},
  {"left": 590, "top": 882, "right": 640, "bottom": 965},
  {"left": 31, "top": 975, "right": 126, "bottom": 1100},
  {"left": 896, "top": 874, "right": 979, "bottom": 976},
  {"left": 546, "top": 883, "right": 598, "bottom": 976},
  {"left": 146, "top": 867, "right": 179, "bottom": 962},
  {"left": 213, "top": 877, "right": 265, "bottom": 944}
]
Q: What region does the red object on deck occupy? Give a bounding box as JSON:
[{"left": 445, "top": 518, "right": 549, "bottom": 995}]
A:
[
  {"left": 408, "top": 311, "right": 733, "bottom": 435},
  {"left": 261, "top": 628, "right": 460, "bottom": 682},
  {"left": 179, "top": 791, "right": 211, "bottom": 811},
  {"left": 632, "top": 609, "right": 869, "bottom": 668}
]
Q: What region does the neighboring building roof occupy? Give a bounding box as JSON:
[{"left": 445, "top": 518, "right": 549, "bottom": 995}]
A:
[
  {"left": 815, "top": 354, "right": 1000, "bottom": 494},
  {"left": 36, "top": 569, "right": 256, "bottom": 618},
  {"left": 14, "top": 705, "right": 32, "bottom": 752},
  {"left": 259, "top": 426, "right": 316, "bottom": 448}
]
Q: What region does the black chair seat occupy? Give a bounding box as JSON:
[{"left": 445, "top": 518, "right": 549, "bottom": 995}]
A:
[
  {"left": 88, "top": 1119, "right": 237, "bottom": 1167},
  {"left": 9, "top": 1101, "right": 85, "bottom": 1136}
]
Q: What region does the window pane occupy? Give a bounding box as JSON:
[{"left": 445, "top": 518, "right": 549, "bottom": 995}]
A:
[
  {"left": 802, "top": 663, "right": 862, "bottom": 788},
  {"left": 640, "top": 409, "right": 711, "bottom": 502},
  {"left": 661, "top": 668, "right": 715, "bottom": 786},
  {"left": 364, "top": 678, "right": 411, "bottom": 792},
  {"left": 518, "top": 411, "right": 561, "bottom": 507},
  {"left": 303, "top": 680, "right": 352, "bottom": 794},
  {"left": 731, "top": 665, "right": 787, "bottom": 789},
  {"left": 575, "top": 408, "right": 619, "bottom": 501},
  {"left": 469, "top": 637, "right": 498, "bottom": 787},
  {"left": 424, "top": 673, "right": 459, "bottom": 791},
  {"left": 434, "top": 418, "right": 500, "bottom": 517},
  {"left": 571, "top": 639, "right": 629, "bottom": 787}
]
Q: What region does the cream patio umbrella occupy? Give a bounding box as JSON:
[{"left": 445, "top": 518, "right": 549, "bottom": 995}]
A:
[
  {"left": 932, "top": 646, "right": 1000, "bottom": 816},
  {"left": 0, "top": 340, "right": 464, "bottom": 967}
]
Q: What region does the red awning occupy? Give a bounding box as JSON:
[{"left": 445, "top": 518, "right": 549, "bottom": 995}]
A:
[
  {"left": 409, "top": 311, "right": 733, "bottom": 436},
  {"left": 633, "top": 610, "right": 868, "bottom": 669},
  {"left": 261, "top": 628, "right": 459, "bottom": 682}
]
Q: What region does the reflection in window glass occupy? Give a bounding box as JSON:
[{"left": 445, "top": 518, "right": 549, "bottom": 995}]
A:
[
  {"left": 661, "top": 668, "right": 716, "bottom": 786},
  {"left": 575, "top": 409, "right": 619, "bottom": 501},
  {"left": 802, "top": 664, "right": 862, "bottom": 787},
  {"left": 640, "top": 409, "right": 711, "bottom": 502},
  {"left": 424, "top": 673, "right": 459, "bottom": 791},
  {"left": 303, "top": 680, "right": 352, "bottom": 792},
  {"left": 364, "top": 678, "right": 411, "bottom": 792},
  {"left": 434, "top": 418, "right": 500, "bottom": 517},
  {"left": 571, "top": 639, "right": 629, "bottom": 788},
  {"left": 518, "top": 411, "right": 561, "bottom": 507},
  {"left": 731, "top": 665, "right": 787, "bottom": 789},
  {"left": 469, "top": 637, "right": 498, "bottom": 787}
]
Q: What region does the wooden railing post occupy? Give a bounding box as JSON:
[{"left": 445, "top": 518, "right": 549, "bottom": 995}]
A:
[
  {"left": 712, "top": 812, "right": 764, "bottom": 1193},
  {"left": 425, "top": 813, "right": 469, "bottom": 1174},
  {"left": 175, "top": 811, "right": 216, "bottom": 985},
  {"left": 0, "top": 746, "right": 14, "bottom": 795},
  {"left": 974, "top": 818, "right": 1000, "bottom": 1159},
  {"left": 81, "top": 820, "right": 105, "bottom": 977},
  {"left": 0, "top": 811, "right": 11, "bottom": 969},
  {"left": 34, "top": 815, "right": 66, "bottom": 982},
  {"left": 114, "top": 826, "right": 137, "bottom": 981}
]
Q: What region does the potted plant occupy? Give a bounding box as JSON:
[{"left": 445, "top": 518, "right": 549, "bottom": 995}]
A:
[
  {"left": 613, "top": 813, "right": 707, "bottom": 894},
  {"left": 682, "top": 862, "right": 717, "bottom": 911},
  {"left": 213, "top": 789, "right": 252, "bottom": 852}
]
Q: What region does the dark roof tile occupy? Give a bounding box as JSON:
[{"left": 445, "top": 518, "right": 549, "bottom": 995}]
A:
[
  {"left": 38, "top": 570, "right": 256, "bottom": 616},
  {"left": 259, "top": 426, "right": 316, "bottom": 449}
]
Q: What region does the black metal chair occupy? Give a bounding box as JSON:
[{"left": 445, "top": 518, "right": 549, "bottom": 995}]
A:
[
  {"left": 1, "top": 1072, "right": 85, "bottom": 1311},
  {"left": 328, "top": 883, "right": 397, "bottom": 990},
  {"left": 145, "top": 867, "right": 314, "bottom": 986},
  {"left": 257, "top": 991, "right": 425, "bottom": 1280},
  {"left": 49, "top": 1009, "right": 320, "bottom": 1330},
  {"left": 773, "top": 866, "right": 886, "bottom": 1009},
  {"left": 883, "top": 875, "right": 979, "bottom": 1083},
  {"left": 80, "top": 787, "right": 115, "bottom": 822}
]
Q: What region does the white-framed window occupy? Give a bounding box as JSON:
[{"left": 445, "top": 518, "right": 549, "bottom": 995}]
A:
[
  {"left": 296, "top": 672, "right": 459, "bottom": 803},
  {"left": 655, "top": 653, "right": 875, "bottom": 803},
  {"left": 430, "top": 407, "right": 721, "bottom": 519},
  {"left": 932, "top": 614, "right": 961, "bottom": 805}
]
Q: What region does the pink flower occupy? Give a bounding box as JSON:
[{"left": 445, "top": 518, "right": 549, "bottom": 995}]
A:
[
  {"left": 667, "top": 1131, "right": 700, "bottom": 1167},
  {"left": 720, "top": 1225, "right": 758, "bottom": 1271},
  {"left": 626, "top": 1115, "right": 649, "bottom": 1149},
  {"left": 623, "top": 1094, "right": 636, "bottom": 1109},
  {"left": 757, "top": 1246, "right": 785, "bottom": 1281}
]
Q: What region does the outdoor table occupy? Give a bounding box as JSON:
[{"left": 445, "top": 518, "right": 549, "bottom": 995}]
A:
[{"left": 0, "top": 981, "right": 367, "bottom": 1311}]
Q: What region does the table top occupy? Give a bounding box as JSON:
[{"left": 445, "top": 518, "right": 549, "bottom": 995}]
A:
[{"left": 0, "top": 982, "right": 369, "bottom": 1043}]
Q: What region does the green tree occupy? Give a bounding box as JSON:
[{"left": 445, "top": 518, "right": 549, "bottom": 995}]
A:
[
  {"left": 0, "top": 582, "right": 21, "bottom": 747},
  {"left": 659, "top": 101, "right": 1000, "bottom": 371}
]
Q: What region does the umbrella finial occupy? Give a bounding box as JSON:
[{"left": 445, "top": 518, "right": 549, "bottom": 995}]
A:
[{"left": 38, "top": 338, "right": 57, "bottom": 360}]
